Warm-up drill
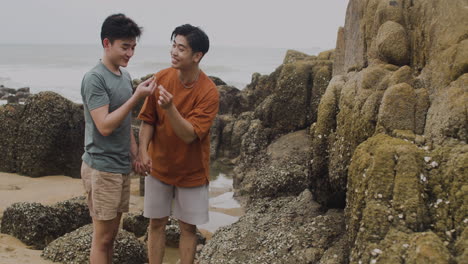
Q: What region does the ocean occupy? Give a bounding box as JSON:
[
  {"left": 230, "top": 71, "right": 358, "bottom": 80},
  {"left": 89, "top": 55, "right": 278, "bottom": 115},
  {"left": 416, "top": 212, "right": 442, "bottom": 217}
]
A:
[{"left": 0, "top": 44, "right": 321, "bottom": 103}]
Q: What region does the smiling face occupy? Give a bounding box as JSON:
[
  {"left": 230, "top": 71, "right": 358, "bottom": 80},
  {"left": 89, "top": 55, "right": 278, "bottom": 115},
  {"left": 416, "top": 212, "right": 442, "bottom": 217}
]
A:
[
  {"left": 170, "top": 35, "right": 202, "bottom": 70},
  {"left": 103, "top": 38, "right": 137, "bottom": 68}
]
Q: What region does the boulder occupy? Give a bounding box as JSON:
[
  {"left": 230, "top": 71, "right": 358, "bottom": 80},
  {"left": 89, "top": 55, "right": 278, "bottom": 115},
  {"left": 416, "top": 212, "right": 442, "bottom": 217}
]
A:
[
  {"left": 15, "top": 92, "right": 84, "bottom": 178},
  {"left": 377, "top": 83, "right": 429, "bottom": 133},
  {"left": 234, "top": 130, "right": 311, "bottom": 200},
  {"left": 254, "top": 59, "right": 332, "bottom": 138},
  {"left": 0, "top": 197, "right": 91, "bottom": 249},
  {"left": 42, "top": 224, "right": 147, "bottom": 264},
  {"left": 0, "top": 104, "right": 24, "bottom": 172},
  {"left": 376, "top": 21, "right": 410, "bottom": 66},
  {"left": 199, "top": 190, "right": 346, "bottom": 263}
]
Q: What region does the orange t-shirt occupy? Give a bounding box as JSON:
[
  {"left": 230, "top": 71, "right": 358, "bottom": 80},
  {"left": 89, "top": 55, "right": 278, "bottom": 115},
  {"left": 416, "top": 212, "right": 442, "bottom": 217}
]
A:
[{"left": 138, "top": 68, "right": 219, "bottom": 187}]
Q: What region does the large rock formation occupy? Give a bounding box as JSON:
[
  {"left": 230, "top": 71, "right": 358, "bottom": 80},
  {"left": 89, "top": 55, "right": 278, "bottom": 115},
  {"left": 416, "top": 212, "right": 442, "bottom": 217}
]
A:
[
  {"left": 203, "top": 0, "right": 467, "bottom": 263},
  {"left": 0, "top": 92, "right": 84, "bottom": 178},
  {"left": 308, "top": 0, "right": 467, "bottom": 263},
  {"left": 0, "top": 197, "right": 91, "bottom": 249}
]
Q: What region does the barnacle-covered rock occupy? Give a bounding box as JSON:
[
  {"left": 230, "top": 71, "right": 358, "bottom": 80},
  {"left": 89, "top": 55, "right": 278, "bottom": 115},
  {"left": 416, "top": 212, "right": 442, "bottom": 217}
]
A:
[
  {"left": 0, "top": 197, "right": 91, "bottom": 249},
  {"left": 42, "top": 224, "right": 147, "bottom": 264},
  {"left": 199, "top": 190, "right": 346, "bottom": 263}
]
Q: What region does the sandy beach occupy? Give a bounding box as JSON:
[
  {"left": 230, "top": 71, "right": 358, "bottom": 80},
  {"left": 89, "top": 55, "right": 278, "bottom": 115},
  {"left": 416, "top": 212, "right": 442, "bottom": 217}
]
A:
[
  {"left": 0, "top": 172, "right": 86, "bottom": 264},
  {"left": 0, "top": 172, "right": 242, "bottom": 264}
]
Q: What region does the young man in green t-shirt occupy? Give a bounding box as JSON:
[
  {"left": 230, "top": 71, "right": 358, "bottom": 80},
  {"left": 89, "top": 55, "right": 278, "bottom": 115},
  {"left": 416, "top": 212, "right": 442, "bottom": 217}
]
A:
[{"left": 81, "top": 13, "right": 155, "bottom": 263}]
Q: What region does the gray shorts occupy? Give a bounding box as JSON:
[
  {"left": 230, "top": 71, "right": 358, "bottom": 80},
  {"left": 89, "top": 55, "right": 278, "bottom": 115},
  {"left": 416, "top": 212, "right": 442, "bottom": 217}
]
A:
[{"left": 143, "top": 175, "right": 209, "bottom": 225}]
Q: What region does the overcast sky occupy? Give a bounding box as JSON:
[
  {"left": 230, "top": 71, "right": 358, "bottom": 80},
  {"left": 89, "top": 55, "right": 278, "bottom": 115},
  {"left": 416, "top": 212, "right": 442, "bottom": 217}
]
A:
[{"left": 1, "top": 0, "right": 349, "bottom": 49}]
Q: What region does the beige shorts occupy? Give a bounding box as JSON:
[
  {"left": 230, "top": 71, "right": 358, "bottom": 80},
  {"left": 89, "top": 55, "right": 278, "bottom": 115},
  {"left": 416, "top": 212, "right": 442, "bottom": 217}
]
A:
[
  {"left": 144, "top": 175, "right": 209, "bottom": 225},
  {"left": 81, "top": 161, "right": 130, "bottom": 221}
]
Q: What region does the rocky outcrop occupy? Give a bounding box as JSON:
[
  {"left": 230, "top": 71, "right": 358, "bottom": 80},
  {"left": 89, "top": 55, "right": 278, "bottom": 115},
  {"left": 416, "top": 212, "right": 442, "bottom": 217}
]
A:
[
  {"left": 199, "top": 190, "right": 346, "bottom": 263},
  {"left": 210, "top": 49, "right": 333, "bottom": 167},
  {"left": 0, "top": 86, "right": 31, "bottom": 103},
  {"left": 307, "top": 0, "right": 468, "bottom": 262},
  {"left": 0, "top": 197, "right": 91, "bottom": 249},
  {"left": 311, "top": 0, "right": 468, "bottom": 206},
  {"left": 0, "top": 92, "right": 84, "bottom": 178},
  {"left": 203, "top": 0, "right": 467, "bottom": 263},
  {"left": 42, "top": 224, "right": 147, "bottom": 264},
  {"left": 234, "top": 130, "right": 311, "bottom": 199}
]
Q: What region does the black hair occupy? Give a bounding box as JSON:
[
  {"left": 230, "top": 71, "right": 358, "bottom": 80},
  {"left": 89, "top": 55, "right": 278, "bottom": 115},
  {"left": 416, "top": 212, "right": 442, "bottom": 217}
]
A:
[
  {"left": 171, "top": 24, "right": 209, "bottom": 56},
  {"left": 100, "top": 13, "right": 142, "bottom": 46}
]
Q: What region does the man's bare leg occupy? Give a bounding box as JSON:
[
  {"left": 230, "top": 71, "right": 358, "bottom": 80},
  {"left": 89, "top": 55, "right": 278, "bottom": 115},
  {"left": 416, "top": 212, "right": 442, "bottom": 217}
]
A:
[
  {"left": 178, "top": 220, "right": 197, "bottom": 264},
  {"left": 148, "top": 217, "right": 169, "bottom": 264},
  {"left": 107, "top": 212, "right": 122, "bottom": 263},
  {"left": 90, "top": 214, "right": 121, "bottom": 264}
]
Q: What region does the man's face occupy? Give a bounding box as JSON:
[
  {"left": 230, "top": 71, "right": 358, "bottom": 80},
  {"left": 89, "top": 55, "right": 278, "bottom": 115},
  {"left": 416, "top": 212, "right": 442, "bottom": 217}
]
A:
[
  {"left": 170, "top": 35, "right": 201, "bottom": 70},
  {"left": 105, "top": 38, "right": 137, "bottom": 68}
]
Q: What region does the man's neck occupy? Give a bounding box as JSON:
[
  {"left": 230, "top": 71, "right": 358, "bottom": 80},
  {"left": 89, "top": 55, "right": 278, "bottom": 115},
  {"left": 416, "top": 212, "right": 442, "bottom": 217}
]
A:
[
  {"left": 101, "top": 56, "right": 121, "bottom": 75},
  {"left": 178, "top": 66, "right": 200, "bottom": 84}
]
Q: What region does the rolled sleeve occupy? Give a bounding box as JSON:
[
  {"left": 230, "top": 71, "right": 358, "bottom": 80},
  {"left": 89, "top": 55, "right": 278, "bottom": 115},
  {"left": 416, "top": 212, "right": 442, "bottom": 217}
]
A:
[
  {"left": 138, "top": 92, "right": 158, "bottom": 125},
  {"left": 186, "top": 88, "right": 219, "bottom": 140}
]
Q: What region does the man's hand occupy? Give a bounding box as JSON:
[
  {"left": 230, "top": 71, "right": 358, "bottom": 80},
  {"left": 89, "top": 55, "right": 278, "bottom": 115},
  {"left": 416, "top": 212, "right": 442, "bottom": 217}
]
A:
[
  {"left": 132, "top": 154, "right": 142, "bottom": 173},
  {"left": 137, "top": 150, "right": 152, "bottom": 176},
  {"left": 135, "top": 77, "right": 157, "bottom": 99},
  {"left": 157, "top": 85, "right": 173, "bottom": 109}
]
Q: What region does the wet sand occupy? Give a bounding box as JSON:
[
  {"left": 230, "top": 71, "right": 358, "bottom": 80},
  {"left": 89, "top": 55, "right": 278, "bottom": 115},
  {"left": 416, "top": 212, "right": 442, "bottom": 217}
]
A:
[{"left": 0, "top": 171, "right": 242, "bottom": 264}]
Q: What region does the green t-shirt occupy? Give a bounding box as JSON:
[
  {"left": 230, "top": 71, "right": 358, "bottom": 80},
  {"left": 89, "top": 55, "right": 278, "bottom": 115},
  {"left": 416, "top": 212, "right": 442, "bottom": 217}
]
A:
[{"left": 81, "top": 61, "right": 133, "bottom": 174}]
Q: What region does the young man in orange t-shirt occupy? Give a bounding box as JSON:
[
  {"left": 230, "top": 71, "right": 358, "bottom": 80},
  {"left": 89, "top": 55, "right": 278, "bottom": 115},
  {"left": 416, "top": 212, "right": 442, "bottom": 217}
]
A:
[{"left": 137, "top": 24, "right": 219, "bottom": 264}]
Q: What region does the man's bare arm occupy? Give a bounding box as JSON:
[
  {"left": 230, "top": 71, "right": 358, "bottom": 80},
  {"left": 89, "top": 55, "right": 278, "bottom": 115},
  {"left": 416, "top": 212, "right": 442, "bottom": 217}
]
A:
[
  {"left": 157, "top": 85, "right": 197, "bottom": 144},
  {"left": 138, "top": 121, "right": 155, "bottom": 173},
  {"left": 90, "top": 78, "right": 155, "bottom": 136}
]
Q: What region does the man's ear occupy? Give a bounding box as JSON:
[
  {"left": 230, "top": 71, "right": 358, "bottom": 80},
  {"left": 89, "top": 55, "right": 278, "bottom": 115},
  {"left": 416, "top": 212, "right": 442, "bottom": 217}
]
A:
[
  {"left": 103, "top": 38, "right": 111, "bottom": 49},
  {"left": 193, "top": 52, "right": 203, "bottom": 63}
]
